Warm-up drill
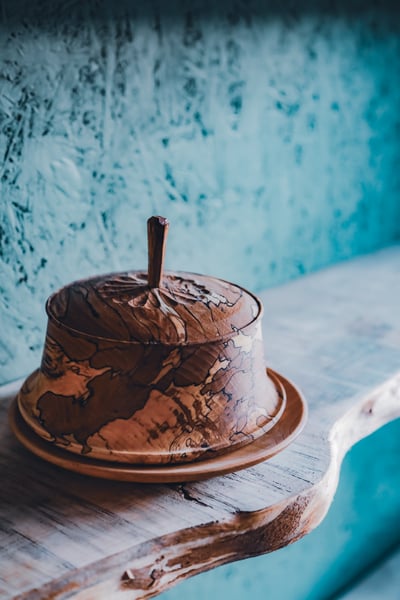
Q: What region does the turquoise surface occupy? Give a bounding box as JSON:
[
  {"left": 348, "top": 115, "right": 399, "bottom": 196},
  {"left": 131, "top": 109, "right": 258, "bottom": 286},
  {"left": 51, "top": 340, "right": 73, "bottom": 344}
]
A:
[
  {"left": 1, "top": 1, "right": 400, "bottom": 383},
  {"left": 159, "top": 419, "right": 400, "bottom": 600}
]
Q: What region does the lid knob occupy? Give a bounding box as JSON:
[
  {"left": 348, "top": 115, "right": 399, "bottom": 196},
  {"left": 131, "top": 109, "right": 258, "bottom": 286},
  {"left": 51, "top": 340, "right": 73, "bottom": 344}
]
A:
[{"left": 147, "top": 215, "right": 169, "bottom": 289}]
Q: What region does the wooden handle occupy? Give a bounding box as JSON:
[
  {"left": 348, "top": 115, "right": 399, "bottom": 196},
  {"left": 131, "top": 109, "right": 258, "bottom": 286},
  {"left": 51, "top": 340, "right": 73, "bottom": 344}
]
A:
[{"left": 147, "top": 216, "right": 169, "bottom": 288}]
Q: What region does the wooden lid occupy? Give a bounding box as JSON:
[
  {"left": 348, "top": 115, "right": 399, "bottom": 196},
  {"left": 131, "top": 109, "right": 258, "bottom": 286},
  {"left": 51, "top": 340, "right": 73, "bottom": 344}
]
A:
[{"left": 47, "top": 217, "right": 260, "bottom": 345}]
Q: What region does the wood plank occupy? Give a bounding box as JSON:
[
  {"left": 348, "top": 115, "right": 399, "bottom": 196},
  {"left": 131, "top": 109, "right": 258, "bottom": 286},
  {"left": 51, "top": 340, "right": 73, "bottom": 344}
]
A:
[{"left": 1, "top": 245, "right": 400, "bottom": 599}]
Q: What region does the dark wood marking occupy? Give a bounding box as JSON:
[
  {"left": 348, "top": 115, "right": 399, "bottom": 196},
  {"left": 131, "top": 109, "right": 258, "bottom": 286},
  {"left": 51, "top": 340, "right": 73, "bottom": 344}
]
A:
[
  {"left": 9, "top": 371, "right": 304, "bottom": 481},
  {"left": 47, "top": 271, "right": 254, "bottom": 344},
  {"left": 19, "top": 323, "right": 282, "bottom": 464},
  {"left": 17, "top": 216, "right": 283, "bottom": 465}
]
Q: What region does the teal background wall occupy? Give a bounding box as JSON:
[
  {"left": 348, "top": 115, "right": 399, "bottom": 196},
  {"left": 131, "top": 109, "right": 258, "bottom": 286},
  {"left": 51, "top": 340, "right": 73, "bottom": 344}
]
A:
[{"left": 1, "top": 0, "right": 400, "bottom": 384}]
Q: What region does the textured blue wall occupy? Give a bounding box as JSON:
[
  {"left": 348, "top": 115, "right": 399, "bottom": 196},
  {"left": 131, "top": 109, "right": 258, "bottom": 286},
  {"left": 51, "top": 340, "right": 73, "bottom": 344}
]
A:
[{"left": 1, "top": 1, "right": 400, "bottom": 384}]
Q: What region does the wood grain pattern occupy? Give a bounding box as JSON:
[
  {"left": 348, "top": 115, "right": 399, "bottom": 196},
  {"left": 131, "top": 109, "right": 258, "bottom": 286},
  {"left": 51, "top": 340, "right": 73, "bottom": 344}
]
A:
[
  {"left": 10, "top": 370, "right": 304, "bottom": 483},
  {"left": 17, "top": 270, "right": 280, "bottom": 464},
  {"left": 17, "top": 216, "right": 282, "bottom": 465},
  {"left": 147, "top": 216, "right": 169, "bottom": 289},
  {"left": 1, "top": 245, "right": 400, "bottom": 599}
]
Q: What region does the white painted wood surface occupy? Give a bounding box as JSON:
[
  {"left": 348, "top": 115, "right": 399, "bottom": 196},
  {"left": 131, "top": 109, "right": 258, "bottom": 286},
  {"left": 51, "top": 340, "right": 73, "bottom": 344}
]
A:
[{"left": 1, "top": 245, "right": 400, "bottom": 599}]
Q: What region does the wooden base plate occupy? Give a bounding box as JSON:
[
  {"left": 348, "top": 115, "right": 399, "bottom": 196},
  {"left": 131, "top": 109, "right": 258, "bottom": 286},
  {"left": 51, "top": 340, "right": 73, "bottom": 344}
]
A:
[{"left": 9, "top": 369, "right": 307, "bottom": 483}]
